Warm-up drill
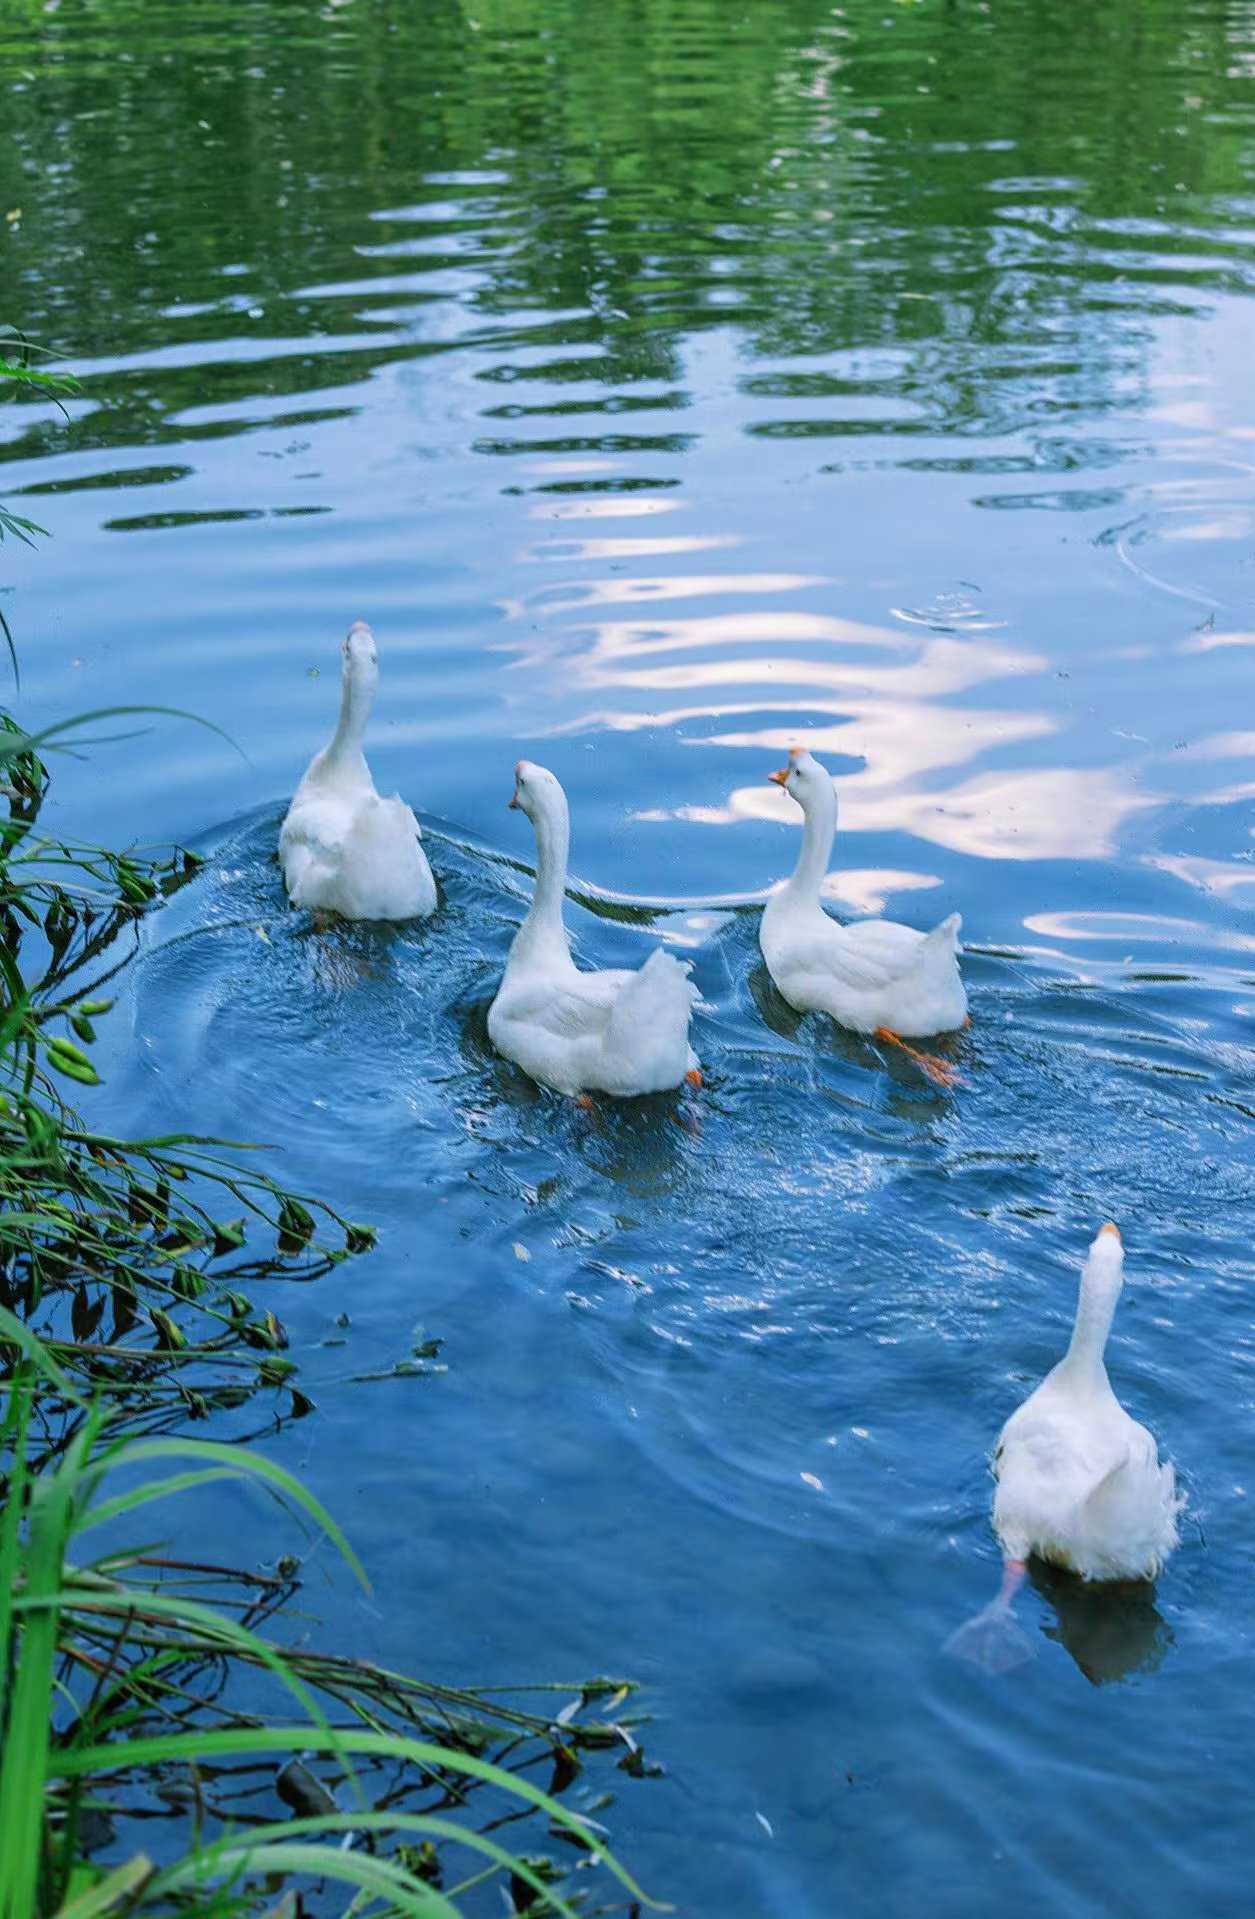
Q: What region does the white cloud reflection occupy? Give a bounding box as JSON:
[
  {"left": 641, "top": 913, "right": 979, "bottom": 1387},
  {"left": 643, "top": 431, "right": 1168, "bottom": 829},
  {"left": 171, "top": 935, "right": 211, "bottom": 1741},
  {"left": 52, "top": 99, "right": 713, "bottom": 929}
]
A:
[
  {"left": 510, "top": 533, "right": 1157, "bottom": 864},
  {"left": 686, "top": 764, "right": 1152, "bottom": 861}
]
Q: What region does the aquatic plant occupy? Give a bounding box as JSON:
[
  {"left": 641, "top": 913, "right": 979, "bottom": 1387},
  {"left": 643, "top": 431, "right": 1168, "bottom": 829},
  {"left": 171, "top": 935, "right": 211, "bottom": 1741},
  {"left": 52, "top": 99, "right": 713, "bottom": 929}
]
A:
[
  {"left": 0, "top": 711, "right": 369, "bottom": 1453},
  {"left": 0, "top": 733, "right": 662, "bottom": 1914},
  {"left": 0, "top": 344, "right": 664, "bottom": 1913},
  {"left": 0, "top": 1380, "right": 659, "bottom": 1917},
  {"left": 0, "top": 749, "right": 661, "bottom": 1910},
  {"left": 0, "top": 328, "right": 79, "bottom": 675}
]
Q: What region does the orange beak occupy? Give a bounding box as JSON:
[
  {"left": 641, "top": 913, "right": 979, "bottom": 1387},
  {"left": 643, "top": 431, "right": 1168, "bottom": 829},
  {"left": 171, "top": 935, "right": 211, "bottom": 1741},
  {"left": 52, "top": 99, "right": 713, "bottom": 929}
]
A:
[
  {"left": 1099, "top": 1221, "right": 1122, "bottom": 1242},
  {"left": 769, "top": 767, "right": 790, "bottom": 787}
]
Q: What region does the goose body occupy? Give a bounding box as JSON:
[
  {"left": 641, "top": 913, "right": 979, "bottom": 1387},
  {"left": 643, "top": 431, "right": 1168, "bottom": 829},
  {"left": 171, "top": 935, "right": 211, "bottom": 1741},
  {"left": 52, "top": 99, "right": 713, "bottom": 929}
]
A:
[
  {"left": 991, "top": 1224, "right": 1180, "bottom": 1582},
  {"left": 948, "top": 1224, "right": 1180, "bottom": 1671},
  {"left": 759, "top": 749, "right": 966, "bottom": 1039},
  {"left": 279, "top": 622, "right": 436, "bottom": 922},
  {"left": 488, "top": 762, "right": 699, "bottom": 1098}
]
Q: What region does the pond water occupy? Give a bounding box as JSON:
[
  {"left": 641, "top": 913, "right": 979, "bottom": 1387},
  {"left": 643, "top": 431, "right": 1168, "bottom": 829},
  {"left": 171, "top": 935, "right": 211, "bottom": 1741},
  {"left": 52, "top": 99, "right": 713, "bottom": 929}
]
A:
[{"left": 4, "top": 1, "right": 1255, "bottom": 1911}]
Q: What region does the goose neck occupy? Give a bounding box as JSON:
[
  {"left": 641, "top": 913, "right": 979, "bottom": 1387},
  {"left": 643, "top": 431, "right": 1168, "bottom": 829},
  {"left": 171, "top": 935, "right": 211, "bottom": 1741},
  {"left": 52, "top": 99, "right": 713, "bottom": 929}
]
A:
[
  {"left": 1062, "top": 1263, "right": 1120, "bottom": 1376},
  {"left": 324, "top": 666, "right": 375, "bottom": 771},
  {"left": 514, "top": 794, "right": 572, "bottom": 966},
  {"left": 786, "top": 784, "right": 836, "bottom": 900}
]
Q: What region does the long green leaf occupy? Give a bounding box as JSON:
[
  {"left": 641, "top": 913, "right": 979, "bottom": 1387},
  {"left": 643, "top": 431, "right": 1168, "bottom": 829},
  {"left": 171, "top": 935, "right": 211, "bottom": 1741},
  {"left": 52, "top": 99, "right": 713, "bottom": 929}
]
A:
[
  {"left": 0, "top": 1303, "right": 87, "bottom": 1404},
  {"left": 0, "top": 1385, "right": 32, "bottom": 1734},
  {"left": 0, "top": 707, "right": 241, "bottom": 767},
  {"left": 16, "top": 1588, "right": 343, "bottom": 1785},
  {"left": 77, "top": 1438, "right": 367, "bottom": 1588},
  {"left": 154, "top": 1812, "right": 587, "bottom": 1919},
  {"left": 52, "top": 1854, "right": 153, "bottom": 1919},
  {"left": 0, "top": 1413, "right": 101, "bottom": 1919},
  {"left": 165, "top": 1842, "right": 455, "bottom": 1917},
  {"left": 50, "top": 1728, "right": 667, "bottom": 1910}
]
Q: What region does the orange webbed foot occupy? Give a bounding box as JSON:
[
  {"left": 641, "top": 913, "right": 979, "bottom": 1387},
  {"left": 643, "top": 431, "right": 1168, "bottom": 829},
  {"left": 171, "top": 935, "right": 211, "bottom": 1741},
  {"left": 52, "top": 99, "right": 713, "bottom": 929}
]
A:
[{"left": 873, "top": 1027, "right": 959, "bottom": 1089}]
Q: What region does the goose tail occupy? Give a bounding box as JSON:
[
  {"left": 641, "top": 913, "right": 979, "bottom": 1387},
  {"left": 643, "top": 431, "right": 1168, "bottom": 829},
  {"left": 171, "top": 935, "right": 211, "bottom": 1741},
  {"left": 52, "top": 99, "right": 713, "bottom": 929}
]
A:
[
  {"left": 601, "top": 949, "right": 697, "bottom": 1094},
  {"left": 920, "top": 911, "right": 962, "bottom": 960},
  {"left": 901, "top": 910, "right": 966, "bottom": 1032}
]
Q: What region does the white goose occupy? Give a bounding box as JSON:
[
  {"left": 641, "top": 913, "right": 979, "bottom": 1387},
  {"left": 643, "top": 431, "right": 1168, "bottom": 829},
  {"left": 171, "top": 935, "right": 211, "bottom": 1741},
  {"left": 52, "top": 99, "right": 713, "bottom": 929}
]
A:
[
  {"left": 948, "top": 1223, "right": 1181, "bottom": 1672},
  {"left": 488, "top": 761, "right": 700, "bottom": 1099},
  {"left": 759, "top": 748, "right": 966, "bottom": 1083},
  {"left": 279, "top": 621, "right": 436, "bottom": 922}
]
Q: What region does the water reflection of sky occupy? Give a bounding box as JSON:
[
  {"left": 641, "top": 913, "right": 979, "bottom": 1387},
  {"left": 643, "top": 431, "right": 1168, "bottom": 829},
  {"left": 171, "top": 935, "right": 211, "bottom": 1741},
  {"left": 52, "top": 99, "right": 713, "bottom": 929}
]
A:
[{"left": 3, "top": 2, "right": 1255, "bottom": 1914}]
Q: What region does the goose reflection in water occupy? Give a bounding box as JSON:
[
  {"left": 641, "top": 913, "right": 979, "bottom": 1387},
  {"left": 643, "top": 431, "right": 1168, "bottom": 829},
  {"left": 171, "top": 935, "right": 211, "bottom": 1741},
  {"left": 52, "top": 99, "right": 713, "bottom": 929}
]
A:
[{"left": 1030, "top": 1560, "right": 1174, "bottom": 1687}]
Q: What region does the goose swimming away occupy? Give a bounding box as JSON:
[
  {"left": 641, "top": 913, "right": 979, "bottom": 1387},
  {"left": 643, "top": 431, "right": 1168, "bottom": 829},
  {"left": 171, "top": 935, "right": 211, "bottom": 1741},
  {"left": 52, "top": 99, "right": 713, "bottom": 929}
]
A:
[
  {"left": 947, "top": 1222, "right": 1181, "bottom": 1673},
  {"left": 279, "top": 621, "right": 436, "bottom": 922},
  {"left": 488, "top": 760, "right": 700, "bottom": 1099},
  {"left": 758, "top": 747, "right": 967, "bottom": 1083}
]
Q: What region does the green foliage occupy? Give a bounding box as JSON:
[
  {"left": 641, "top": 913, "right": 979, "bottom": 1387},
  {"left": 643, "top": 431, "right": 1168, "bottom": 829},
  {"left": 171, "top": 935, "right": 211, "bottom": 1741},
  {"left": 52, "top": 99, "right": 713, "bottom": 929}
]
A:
[
  {"left": 0, "top": 331, "right": 80, "bottom": 678},
  {"left": 0, "top": 329, "right": 79, "bottom": 550},
  {"left": 0, "top": 344, "right": 663, "bottom": 1914},
  {"left": 0, "top": 1388, "right": 661, "bottom": 1918},
  {"left": 0, "top": 716, "right": 364, "bottom": 1448}
]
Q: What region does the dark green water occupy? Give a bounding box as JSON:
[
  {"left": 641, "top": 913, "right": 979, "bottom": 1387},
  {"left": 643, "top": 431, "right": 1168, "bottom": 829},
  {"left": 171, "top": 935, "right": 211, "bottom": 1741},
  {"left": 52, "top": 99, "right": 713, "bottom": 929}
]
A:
[{"left": 4, "top": 1, "right": 1255, "bottom": 1911}]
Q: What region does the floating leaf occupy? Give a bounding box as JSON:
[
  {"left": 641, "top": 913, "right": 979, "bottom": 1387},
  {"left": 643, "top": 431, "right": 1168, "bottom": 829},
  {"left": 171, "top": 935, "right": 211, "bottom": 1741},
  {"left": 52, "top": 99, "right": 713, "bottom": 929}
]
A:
[
  {"left": 115, "top": 859, "right": 157, "bottom": 904},
  {"left": 211, "top": 1217, "right": 246, "bottom": 1257},
  {"left": 110, "top": 1281, "right": 136, "bottom": 1340},
  {"left": 148, "top": 1306, "right": 186, "bottom": 1350},
  {"left": 243, "top": 1310, "right": 289, "bottom": 1351},
  {"left": 167, "top": 1267, "right": 206, "bottom": 1299},
  {"left": 277, "top": 1198, "right": 314, "bottom": 1254},
  {"left": 396, "top": 1841, "right": 442, "bottom": 1888},
  {"left": 70, "top": 1283, "right": 104, "bottom": 1343},
  {"left": 257, "top": 1355, "right": 297, "bottom": 1386},
  {"left": 275, "top": 1758, "right": 338, "bottom": 1819},
  {"left": 46, "top": 1035, "right": 91, "bottom": 1068},
  {"left": 46, "top": 1047, "right": 99, "bottom": 1086}
]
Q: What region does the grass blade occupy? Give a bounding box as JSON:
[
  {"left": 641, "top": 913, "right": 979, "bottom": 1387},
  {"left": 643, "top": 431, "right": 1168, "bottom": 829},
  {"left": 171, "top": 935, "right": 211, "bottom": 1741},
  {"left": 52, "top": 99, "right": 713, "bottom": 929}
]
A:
[
  {"left": 51, "top": 1727, "right": 668, "bottom": 1910},
  {"left": 78, "top": 1437, "right": 367, "bottom": 1588}
]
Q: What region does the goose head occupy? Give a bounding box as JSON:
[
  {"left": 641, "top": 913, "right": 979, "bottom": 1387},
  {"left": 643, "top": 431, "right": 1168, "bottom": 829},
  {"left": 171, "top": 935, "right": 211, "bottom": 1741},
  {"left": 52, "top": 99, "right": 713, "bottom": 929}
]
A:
[
  {"left": 509, "top": 759, "right": 565, "bottom": 822},
  {"left": 1064, "top": 1221, "right": 1125, "bottom": 1371},
  {"left": 1084, "top": 1221, "right": 1125, "bottom": 1294},
  {"left": 769, "top": 746, "right": 834, "bottom": 814},
  {"left": 341, "top": 619, "right": 379, "bottom": 693}
]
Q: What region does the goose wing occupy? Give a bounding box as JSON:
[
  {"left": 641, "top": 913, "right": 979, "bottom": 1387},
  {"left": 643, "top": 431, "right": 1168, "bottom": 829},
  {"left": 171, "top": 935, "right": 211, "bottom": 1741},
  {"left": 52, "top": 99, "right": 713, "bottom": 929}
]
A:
[
  {"left": 281, "top": 787, "right": 355, "bottom": 859},
  {"left": 377, "top": 792, "right": 424, "bottom": 841},
  {"left": 995, "top": 1392, "right": 1136, "bottom": 1503},
  {"left": 501, "top": 969, "right": 633, "bottom": 1043},
  {"left": 779, "top": 915, "right": 923, "bottom": 996}
]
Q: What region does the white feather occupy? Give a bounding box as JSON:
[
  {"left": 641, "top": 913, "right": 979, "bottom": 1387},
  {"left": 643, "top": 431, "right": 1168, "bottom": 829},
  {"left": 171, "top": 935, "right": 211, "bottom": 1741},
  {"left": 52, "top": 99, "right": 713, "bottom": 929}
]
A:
[
  {"left": 991, "top": 1225, "right": 1181, "bottom": 1581},
  {"left": 488, "top": 764, "right": 698, "bottom": 1097},
  {"left": 759, "top": 749, "right": 966, "bottom": 1037},
  {"left": 279, "top": 622, "right": 436, "bottom": 923}
]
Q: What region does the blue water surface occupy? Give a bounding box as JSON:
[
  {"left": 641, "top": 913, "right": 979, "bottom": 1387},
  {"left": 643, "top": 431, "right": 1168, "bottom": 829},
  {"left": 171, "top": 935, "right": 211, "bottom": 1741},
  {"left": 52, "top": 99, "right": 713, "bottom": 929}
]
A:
[{"left": 3, "top": 2, "right": 1255, "bottom": 1912}]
